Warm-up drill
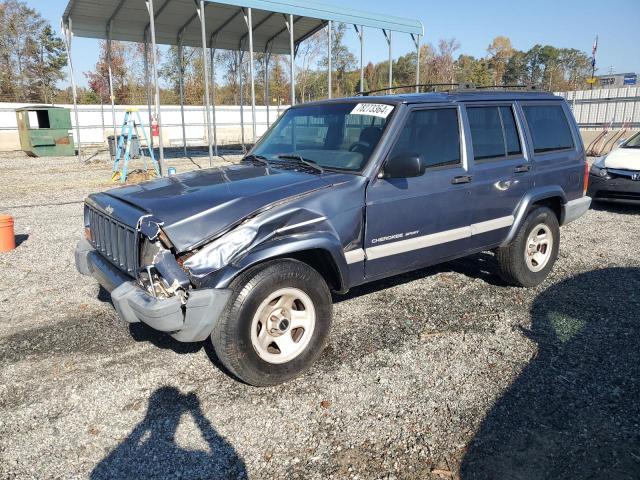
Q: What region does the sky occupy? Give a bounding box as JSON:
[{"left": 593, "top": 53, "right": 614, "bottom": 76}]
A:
[{"left": 34, "top": 0, "right": 640, "bottom": 87}]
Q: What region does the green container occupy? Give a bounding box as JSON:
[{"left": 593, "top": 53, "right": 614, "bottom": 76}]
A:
[{"left": 15, "top": 106, "right": 75, "bottom": 157}]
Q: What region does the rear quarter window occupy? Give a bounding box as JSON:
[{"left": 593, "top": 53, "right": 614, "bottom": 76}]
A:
[{"left": 523, "top": 104, "right": 574, "bottom": 154}]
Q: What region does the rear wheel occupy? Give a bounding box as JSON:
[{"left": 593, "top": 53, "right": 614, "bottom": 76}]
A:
[
  {"left": 211, "top": 259, "right": 332, "bottom": 386},
  {"left": 496, "top": 206, "right": 560, "bottom": 287}
]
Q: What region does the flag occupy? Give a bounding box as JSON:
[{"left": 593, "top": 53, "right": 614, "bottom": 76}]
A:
[{"left": 591, "top": 35, "right": 598, "bottom": 69}]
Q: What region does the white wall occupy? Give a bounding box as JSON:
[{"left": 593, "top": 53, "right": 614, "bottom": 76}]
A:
[{"left": 0, "top": 103, "right": 289, "bottom": 151}]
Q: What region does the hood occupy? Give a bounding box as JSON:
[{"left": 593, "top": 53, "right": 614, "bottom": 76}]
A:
[
  {"left": 103, "top": 164, "right": 336, "bottom": 252},
  {"left": 600, "top": 147, "right": 640, "bottom": 171}
]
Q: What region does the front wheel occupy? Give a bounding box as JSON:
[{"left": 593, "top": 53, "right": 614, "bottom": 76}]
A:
[
  {"left": 496, "top": 206, "right": 560, "bottom": 287},
  {"left": 211, "top": 259, "right": 332, "bottom": 386}
]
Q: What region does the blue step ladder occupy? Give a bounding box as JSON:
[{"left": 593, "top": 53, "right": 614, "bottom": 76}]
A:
[{"left": 112, "top": 108, "right": 159, "bottom": 183}]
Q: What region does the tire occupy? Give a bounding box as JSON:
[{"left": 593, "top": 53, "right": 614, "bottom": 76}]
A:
[
  {"left": 211, "top": 259, "right": 332, "bottom": 386},
  {"left": 496, "top": 206, "right": 560, "bottom": 287}
]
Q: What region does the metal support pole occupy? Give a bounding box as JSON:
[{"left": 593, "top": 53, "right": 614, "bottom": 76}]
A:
[
  {"left": 61, "top": 19, "right": 82, "bottom": 162},
  {"left": 143, "top": 37, "right": 154, "bottom": 148},
  {"left": 197, "top": 0, "right": 214, "bottom": 166},
  {"left": 238, "top": 51, "right": 246, "bottom": 151},
  {"left": 145, "top": 0, "right": 165, "bottom": 175},
  {"left": 288, "top": 14, "right": 295, "bottom": 105},
  {"left": 210, "top": 43, "right": 218, "bottom": 157},
  {"left": 244, "top": 8, "right": 257, "bottom": 144},
  {"left": 177, "top": 35, "right": 187, "bottom": 157},
  {"left": 383, "top": 29, "right": 392, "bottom": 91},
  {"left": 264, "top": 45, "right": 271, "bottom": 128},
  {"left": 107, "top": 21, "right": 117, "bottom": 141},
  {"left": 412, "top": 33, "right": 420, "bottom": 92},
  {"left": 327, "top": 20, "right": 332, "bottom": 99},
  {"left": 359, "top": 25, "right": 364, "bottom": 92}
]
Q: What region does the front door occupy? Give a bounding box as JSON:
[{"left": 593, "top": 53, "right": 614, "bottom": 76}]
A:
[{"left": 364, "top": 106, "right": 473, "bottom": 279}]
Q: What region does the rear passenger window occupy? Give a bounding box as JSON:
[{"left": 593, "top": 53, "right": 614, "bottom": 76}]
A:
[
  {"left": 523, "top": 104, "right": 574, "bottom": 153},
  {"left": 467, "top": 105, "right": 522, "bottom": 161},
  {"left": 390, "top": 108, "right": 461, "bottom": 169}
]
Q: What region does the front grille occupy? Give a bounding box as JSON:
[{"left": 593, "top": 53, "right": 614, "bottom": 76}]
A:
[{"left": 87, "top": 205, "right": 138, "bottom": 275}]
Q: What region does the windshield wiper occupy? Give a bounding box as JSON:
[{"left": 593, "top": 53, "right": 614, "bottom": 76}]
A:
[
  {"left": 241, "top": 154, "right": 270, "bottom": 166},
  {"left": 277, "top": 154, "right": 324, "bottom": 174}
]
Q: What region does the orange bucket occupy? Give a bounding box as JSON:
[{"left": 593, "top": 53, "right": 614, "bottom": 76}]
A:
[{"left": 0, "top": 214, "right": 16, "bottom": 252}]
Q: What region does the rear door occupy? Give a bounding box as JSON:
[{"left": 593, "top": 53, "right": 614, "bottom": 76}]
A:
[
  {"left": 364, "top": 105, "right": 473, "bottom": 279},
  {"left": 520, "top": 101, "right": 584, "bottom": 201},
  {"left": 464, "top": 102, "right": 533, "bottom": 248}
]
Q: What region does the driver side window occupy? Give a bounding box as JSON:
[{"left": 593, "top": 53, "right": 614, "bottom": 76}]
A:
[{"left": 390, "top": 108, "right": 461, "bottom": 169}]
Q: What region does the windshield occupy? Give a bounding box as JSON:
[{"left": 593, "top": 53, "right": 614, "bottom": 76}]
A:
[
  {"left": 251, "top": 102, "right": 395, "bottom": 171},
  {"left": 622, "top": 132, "right": 640, "bottom": 148}
]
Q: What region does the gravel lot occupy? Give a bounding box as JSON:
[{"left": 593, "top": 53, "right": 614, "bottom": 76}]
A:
[{"left": 1, "top": 151, "right": 639, "bottom": 479}]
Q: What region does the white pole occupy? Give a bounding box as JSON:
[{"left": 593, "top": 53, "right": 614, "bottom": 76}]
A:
[
  {"left": 145, "top": 0, "right": 165, "bottom": 175},
  {"left": 414, "top": 34, "right": 420, "bottom": 92},
  {"left": 359, "top": 25, "right": 364, "bottom": 92},
  {"left": 245, "top": 8, "right": 257, "bottom": 144},
  {"left": 143, "top": 37, "right": 154, "bottom": 148},
  {"left": 198, "top": 0, "right": 214, "bottom": 166},
  {"left": 238, "top": 51, "right": 245, "bottom": 151},
  {"left": 107, "top": 21, "right": 117, "bottom": 141},
  {"left": 386, "top": 30, "right": 393, "bottom": 90},
  {"left": 210, "top": 44, "right": 218, "bottom": 157},
  {"left": 264, "top": 47, "right": 271, "bottom": 127},
  {"left": 289, "top": 14, "right": 295, "bottom": 105},
  {"left": 178, "top": 36, "right": 187, "bottom": 157},
  {"left": 61, "top": 19, "right": 82, "bottom": 162},
  {"left": 328, "top": 21, "right": 332, "bottom": 99}
]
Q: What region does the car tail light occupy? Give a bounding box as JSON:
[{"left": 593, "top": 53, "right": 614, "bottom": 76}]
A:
[{"left": 583, "top": 161, "right": 589, "bottom": 196}]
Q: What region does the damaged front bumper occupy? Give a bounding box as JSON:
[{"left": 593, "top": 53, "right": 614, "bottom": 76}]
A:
[{"left": 75, "top": 239, "right": 231, "bottom": 342}]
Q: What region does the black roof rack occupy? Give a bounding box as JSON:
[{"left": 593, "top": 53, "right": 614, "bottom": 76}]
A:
[
  {"left": 475, "top": 84, "right": 538, "bottom": 90},
  {"left": 357, "top": 83, "right": 538, "bottom": 96}
]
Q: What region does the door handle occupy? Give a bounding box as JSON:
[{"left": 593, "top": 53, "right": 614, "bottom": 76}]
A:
[
  {"left": 451, "top": 175, "right": 472, "bottom": 185},
  {"left": 514, "top": 164, "right": 531, "bottom": 173}
]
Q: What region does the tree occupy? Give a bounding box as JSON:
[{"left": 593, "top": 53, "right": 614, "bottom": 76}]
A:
[
  {"left": 455, "top": 54, "right": 491, "bottom": 86},
  {"left": 296, "top": 30, "right": 324, "bottom": 101},
  {"left": 321, "top": 23, "right": 356, "bottom": 97},
  {"left": 423, "top": 38, "right": 460, "bottom": 85},
  {"left": 0, "top": 0, "right": 66, "bottom": 102},
  {"left": 503, "top": 50, "right": 529, "bottom": 86},
  {"left": 85, "top": 41, "right": 128, "bottom": 104},
  {"left": 487, "top": 36, "right": 514, "bottom": 86},
  {"left": 25, "top": 25, "right": 66, "bottom": 103}
]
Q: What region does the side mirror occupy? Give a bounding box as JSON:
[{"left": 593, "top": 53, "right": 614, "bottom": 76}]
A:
[{"left": 383, "top": 153, "right": 424, "bottom": 178}]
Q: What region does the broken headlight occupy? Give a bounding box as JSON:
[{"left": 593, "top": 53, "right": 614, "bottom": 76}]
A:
[{"left": 183, "top": 224, "right": 258, "bottom": 276}]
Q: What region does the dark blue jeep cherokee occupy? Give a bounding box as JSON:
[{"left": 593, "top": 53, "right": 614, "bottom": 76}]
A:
[{"left": 76, "top": 90, "right": 591, "bottom": 385}]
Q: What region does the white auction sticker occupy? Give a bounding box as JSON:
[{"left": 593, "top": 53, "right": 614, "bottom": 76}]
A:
[{"left": 350, "top": 103, "right": 395, "bottom": 118}]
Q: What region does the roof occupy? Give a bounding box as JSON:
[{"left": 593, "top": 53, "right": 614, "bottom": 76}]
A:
[
  {"left": 62, "top": 0, "right": 424, "bottom": 54},
  {"left": 15, "top": 106, "right": 68, "bottom": 111},
  {"left": 291, "top": 90, "right": 561, "bottom": 108}
]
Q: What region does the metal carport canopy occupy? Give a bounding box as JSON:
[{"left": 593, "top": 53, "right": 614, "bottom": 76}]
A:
[{"left": 62, "top": 0, "right": 424, "bottom": 53}]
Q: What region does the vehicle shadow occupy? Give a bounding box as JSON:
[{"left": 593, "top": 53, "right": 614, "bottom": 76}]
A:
[
  {"left": 591, "top": 200, "right": 640, "bottom": 215},
  {"left": 335, "top": 251, "right": 507, "bottom": 303},
  {"left": 91, "top": 386, "right": 247, "bottom": 479},
  {"left": 460, "top": 267, "right": 640, "bottom": 479}
]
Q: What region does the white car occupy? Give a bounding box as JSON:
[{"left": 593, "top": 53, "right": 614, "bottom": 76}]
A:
[{"left": 588, "top": 131, "right": 640, "bottom": 203}]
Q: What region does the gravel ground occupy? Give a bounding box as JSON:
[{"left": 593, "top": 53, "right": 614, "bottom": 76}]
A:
[{"left": 0, "top": 151, "right": 639, "bottom": 479}]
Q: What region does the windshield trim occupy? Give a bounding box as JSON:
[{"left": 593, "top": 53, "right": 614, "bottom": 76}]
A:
[{"left": 248, "top": 101, "right": 399, "bottom": 175}]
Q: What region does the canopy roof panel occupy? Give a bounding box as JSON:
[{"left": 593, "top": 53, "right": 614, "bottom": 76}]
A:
[{"left": 63, "top": 0, "right": 424, "bottom": 54}]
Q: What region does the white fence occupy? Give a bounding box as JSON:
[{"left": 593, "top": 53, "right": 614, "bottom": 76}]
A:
[
  {"left": 0, "top": 103, "right": 288, "bottom": 151},
  {"left": 556, "top": 87, "right": 640, "bottom": 130},
  {"left": 3, "top": 89, "right": 639, "bottom": 151}
]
